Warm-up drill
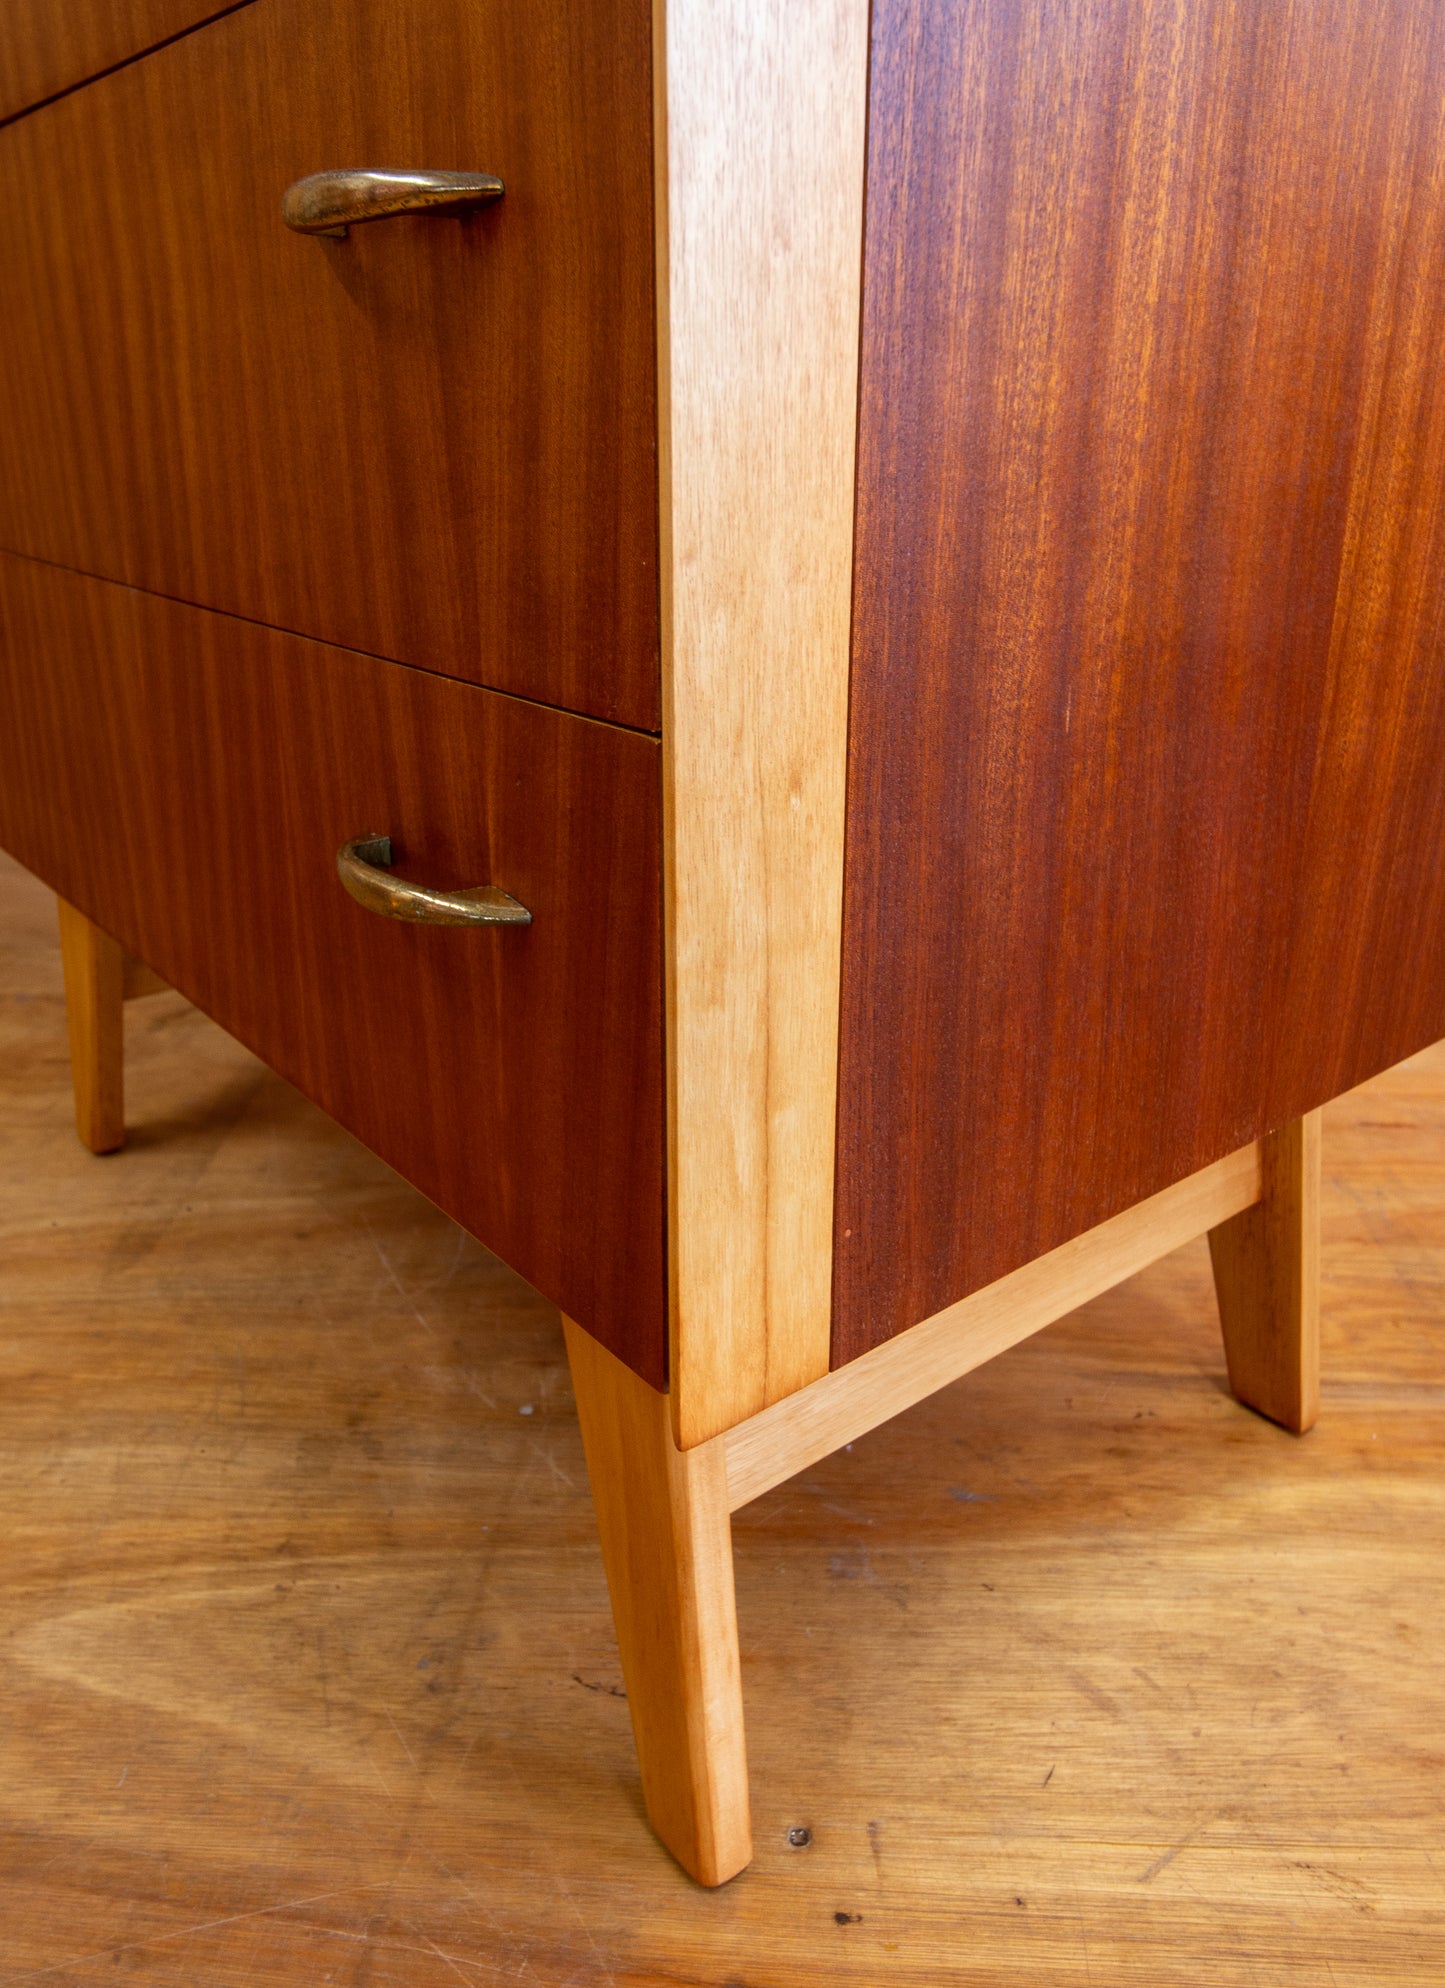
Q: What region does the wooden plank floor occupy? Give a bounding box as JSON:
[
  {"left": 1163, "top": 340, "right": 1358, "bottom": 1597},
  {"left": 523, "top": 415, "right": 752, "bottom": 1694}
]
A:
[{"left": 2, "top": 844, "right": 1443, "bottom": 1986}]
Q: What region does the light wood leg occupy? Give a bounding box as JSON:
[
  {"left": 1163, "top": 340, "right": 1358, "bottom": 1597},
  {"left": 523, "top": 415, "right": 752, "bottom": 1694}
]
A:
[
  {"left": 1208, "top": 1111, "right": 1321, "bottom": 1434},
  {"left": 56, "top": 896, "right": 126, "bottom": 1155},
  {"left": 563, "top": 1317, "right": 751, "bottom": 1887}
]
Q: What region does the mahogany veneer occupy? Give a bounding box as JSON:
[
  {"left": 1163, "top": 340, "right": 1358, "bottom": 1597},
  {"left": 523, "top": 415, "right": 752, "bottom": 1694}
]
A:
[
  {"left": 835, "top": 0, "right": 1445, "bottom": 1361},
  {"left": 0, "top": 0, "right": 659, "bottom": 728},
  {"left": 0, "top": 0, "right": 247, "bottom": 124},
  {"left": 0, "top": 554, "right": 666, "bottom": 1376}
]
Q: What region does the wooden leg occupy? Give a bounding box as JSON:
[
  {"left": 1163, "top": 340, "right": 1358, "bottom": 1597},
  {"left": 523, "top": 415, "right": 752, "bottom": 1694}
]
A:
[
  {"left": 56, "top": 897, "right": 126, "bottom": 1156},
  {"left": 563, "top": 1317, "right": 751, "bottom": 1887},
  {"left": 1208, "top": 1111, "right": 1321, "bottom": 1434}
]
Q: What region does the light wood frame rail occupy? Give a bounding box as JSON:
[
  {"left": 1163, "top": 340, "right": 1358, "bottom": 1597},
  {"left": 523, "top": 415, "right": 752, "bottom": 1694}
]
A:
[
  {"left": 566, "top": 1121, "right": 1322, "bottom": 1884},
  {"left": 723, "top": 1136, "right": 1266, "bottom": 1508},
  {"left": 656, "top": 0, "right": 872, "bottom": 1447}
]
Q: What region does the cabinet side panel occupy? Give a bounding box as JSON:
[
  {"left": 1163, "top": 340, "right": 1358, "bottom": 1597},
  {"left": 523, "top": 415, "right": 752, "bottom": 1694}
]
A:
[{"left": 835, "top": 0, "right": 1445, "bottom": 1362}]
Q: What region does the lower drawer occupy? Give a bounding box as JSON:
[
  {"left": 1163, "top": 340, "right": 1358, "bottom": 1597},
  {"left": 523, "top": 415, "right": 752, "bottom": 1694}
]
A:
[{"left": 0, "top": 553, "right": 666, "bottom": 1380}]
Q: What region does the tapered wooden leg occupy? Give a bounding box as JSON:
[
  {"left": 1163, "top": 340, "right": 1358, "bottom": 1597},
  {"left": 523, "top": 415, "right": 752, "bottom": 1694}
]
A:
[
  {"left": 563, "top": 1318, "right": 751, "bottom": 1886},
  {"left": 56, "top": 897, "right": 126, "bottom": 1155},
  {"left": 1208, "top": 1111, "right": 1321, "bottom": 1434}
]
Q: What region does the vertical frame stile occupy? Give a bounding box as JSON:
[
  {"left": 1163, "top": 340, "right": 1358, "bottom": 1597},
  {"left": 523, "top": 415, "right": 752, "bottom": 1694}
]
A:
[{"left": 656, "top": 0, "right": 872, "bottom": 1446}]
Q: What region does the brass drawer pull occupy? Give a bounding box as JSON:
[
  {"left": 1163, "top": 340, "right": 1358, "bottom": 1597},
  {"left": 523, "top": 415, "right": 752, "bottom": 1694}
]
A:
[
  {"left": 282, "top": 168, "right": 504, "bottom": 239},
  {"left": 337, "top": 836, "right": 531, "bottom": 927}
]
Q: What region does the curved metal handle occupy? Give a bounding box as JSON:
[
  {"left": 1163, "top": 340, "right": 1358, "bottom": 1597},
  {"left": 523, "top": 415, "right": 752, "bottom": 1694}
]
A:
[
  {"left": 337, "top": 836, "right": 531, "bottom": 927},
  {"left": 283, "top": 168, "right": 504, "bottom": 238}
]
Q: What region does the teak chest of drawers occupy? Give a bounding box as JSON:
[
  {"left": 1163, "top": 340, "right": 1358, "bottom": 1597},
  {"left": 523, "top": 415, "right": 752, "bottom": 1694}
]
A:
[{"left": 3, "top": 0, "right": 1444, "bottom": 1887}]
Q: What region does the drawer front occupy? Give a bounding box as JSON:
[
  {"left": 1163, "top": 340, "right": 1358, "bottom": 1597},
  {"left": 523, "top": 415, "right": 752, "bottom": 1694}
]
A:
[
  {"left": 0, "top": 0, "right": 659, "bottom": 731},
  {"left": 0, "top": 551, "right": 666, "bottom": 1380},
  {"left": 0, "top": 0, "right": 232, "bottom": 123}
]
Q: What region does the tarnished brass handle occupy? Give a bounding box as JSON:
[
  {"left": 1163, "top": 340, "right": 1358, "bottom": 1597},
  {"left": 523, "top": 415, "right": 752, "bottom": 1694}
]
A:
[
  {"left": 337, "top": 837, "right": 531, "bottom": 927},
  {"left": 282, "top": 168, "right": 504, "bottom": 239}
]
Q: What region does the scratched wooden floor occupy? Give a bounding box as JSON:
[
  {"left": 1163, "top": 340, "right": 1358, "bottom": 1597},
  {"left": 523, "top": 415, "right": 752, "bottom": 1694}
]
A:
[{"left": 2, "top": 847, "right": 1444, "bottom": 1986}]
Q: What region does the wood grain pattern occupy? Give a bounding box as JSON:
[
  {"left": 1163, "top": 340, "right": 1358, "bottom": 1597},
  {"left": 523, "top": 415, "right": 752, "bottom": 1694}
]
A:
[
  {"left": 726, "top": 1138, "right": 1262, "bottom": 1511},
  {"left": 0, "top": 0, "right": 659, "bottom": 730},
  {"left": 836, "top": 0, "right": 1445, "bottom": 1362},
  {"left": 1209, "top": 1111, "right": 1322, "bottom": 1434},
  {"left": 4, "top": 845, "right": 1444, "bottom": 1982},
  {"left": 55, "top": 896, "right": 125, "bottom": 1155},
  {"left": 659, "top": 0, "right": 870, "bottom": 1444},
  {"left": 0, "top": 552, "right": 666, "bottom": 1378},
  {"left": 0, "top": 0, "right": 244, "bottom": 124},
  {"left": 563, "top": 1318, "right": 749, "bottom": 1887}
]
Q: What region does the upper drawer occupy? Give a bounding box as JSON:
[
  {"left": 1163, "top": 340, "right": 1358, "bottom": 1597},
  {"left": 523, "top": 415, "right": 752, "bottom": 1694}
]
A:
[
  {"left": 0, "top": 549, "right": 666, "bottom": 1381},
  {"left": 0, "top": 0, "right": 660, "bottom": 731},
  {"left": 0, "top": 0, "right": 233, "bottom": 123}
]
